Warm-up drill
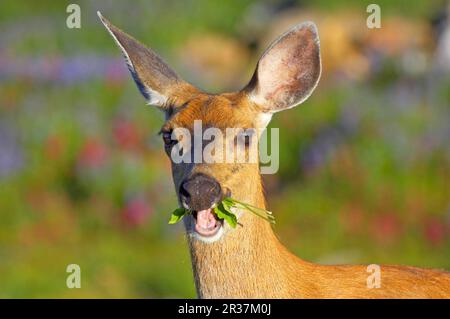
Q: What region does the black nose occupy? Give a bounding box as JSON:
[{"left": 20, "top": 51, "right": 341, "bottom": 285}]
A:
[{"left": 180, "top": 173, "right": 222, "bottom": 211}]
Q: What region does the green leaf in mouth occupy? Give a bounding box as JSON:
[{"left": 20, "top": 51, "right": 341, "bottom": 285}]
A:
[
  {"left": 213, "top": 202, "right": 238, "bottom": 228},
  {"left": 168, "top": 198, "right": 275, "bottom": 228},
  {"left": 168, "top": 207, "right": 189, "bottom": 224},
  {"left": 222, "top": 197, "right": 275, "bottom": 224}
]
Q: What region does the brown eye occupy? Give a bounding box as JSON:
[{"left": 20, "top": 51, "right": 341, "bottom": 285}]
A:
[
  {"left": 236, "top": 130, "right": 254, "bottom": 148},
  {"left": 243, "top": 134, "right": 251, "bottom": 147},
  {"left": 162, "top": 131, "right": 176, "bottom": 147}
]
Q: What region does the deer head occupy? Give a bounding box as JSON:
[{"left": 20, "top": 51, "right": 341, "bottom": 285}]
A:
[
  {"left": 98, "top": 12, "right": 321, "bottom": 244},
  {"left": 97, "top": 12, "right": 450, "bottom": 300}
]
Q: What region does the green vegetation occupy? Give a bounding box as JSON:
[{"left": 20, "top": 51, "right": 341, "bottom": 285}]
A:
[
  {"left": 0, "top": 0, "right": 448, "bottom": 298},
  {"left": 168, "top": 198, "right": 275, "bottom": 228}
]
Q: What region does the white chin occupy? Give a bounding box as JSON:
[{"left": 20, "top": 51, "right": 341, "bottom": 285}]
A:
[{"left": 190, "top": 225, "right": 225, "bottom": 243}]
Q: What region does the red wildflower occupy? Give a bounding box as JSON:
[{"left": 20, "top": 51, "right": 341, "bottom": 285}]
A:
[
  {"left": 78, "top": 138, "right": 108, "bottom": 168},
  {"left": 121, "top": 197, "right": 152, "bottom": 227},
  {"left": 423, "top": 217, "right": 447, "bottom": 247},
  {"left": 113, "top": 119, "right": 141, "bottom": 150}
]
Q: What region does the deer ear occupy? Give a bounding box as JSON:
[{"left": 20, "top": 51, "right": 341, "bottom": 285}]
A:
[
  {"left": 98, "top": 12, "right": 194, "bottom": 109},
  {"left": 244, "top": 22, "right": 321, "bottom": 113}
]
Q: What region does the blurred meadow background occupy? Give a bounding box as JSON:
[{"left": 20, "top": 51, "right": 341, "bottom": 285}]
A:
[{"left": 0, "top": 0, "right": 449, "bottom": 297}]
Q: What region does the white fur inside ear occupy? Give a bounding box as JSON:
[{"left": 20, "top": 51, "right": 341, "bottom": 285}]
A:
[
  {"left": 256, "top": 112, "right": 273, "bottom": 128},
  {"left": 98, "top": 11, "right": 168, "bottom": 107},
  {"left": 248, "top": 91, "right": 267, "bottom": 111},
  {"left": 144, "top": 87, "right": 169, "bottom": 107},
  {"left": 247, "top": 21, "right": 322, "bottom": 113}
]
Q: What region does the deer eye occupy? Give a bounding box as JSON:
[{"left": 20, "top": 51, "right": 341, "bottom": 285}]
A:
[
  {"left": 162, "top": 131, "right": 177, "bottom": 147},
  {"left": 236, "top": 130, "right": 255, "bottom": 148},
  {"left": 243, "top": 134, "right": 251, "bottom": 147}
]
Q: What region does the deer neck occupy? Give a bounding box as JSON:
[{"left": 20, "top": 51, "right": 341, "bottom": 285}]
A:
[{"left": 185, "top": 175, "right": 304, "bottom": 298}]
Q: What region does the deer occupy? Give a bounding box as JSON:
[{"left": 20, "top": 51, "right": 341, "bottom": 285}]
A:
[{"left": 98, "top": 12, "right": 450, "bottom": 298}]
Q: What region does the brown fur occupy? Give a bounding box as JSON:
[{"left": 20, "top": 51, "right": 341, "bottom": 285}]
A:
[
  {"left": 171, "top": 94, "right": 450, "bottom": 299},
  {"left": 98, "top": 13, "right": 450, "bottom": 298}
]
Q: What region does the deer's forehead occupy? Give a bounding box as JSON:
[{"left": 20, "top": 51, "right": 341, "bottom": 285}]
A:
[{"left": 166, "top": 94, "right": 257, "bottom": 130}]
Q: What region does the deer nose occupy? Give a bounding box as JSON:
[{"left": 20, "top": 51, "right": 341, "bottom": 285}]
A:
[{"left": 180, "top": 173, "right": 222, "bottom": 211}]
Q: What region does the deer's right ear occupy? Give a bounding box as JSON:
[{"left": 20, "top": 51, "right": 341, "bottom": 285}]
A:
[
  {"left": 98, "top": 12, "right": 195, "bottom": 110},
  {"left": 244, "top": 22, "right": 321, "bottom": 113}
]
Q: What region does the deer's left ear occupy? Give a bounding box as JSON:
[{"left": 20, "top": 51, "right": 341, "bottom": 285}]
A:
[{"left": 244, "top": 22, "right": 321, "bottom": 113}]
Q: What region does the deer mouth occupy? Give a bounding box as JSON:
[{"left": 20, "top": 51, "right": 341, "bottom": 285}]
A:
[{"left": 192, "top": 208, "right": 222, "bottom": 237}]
